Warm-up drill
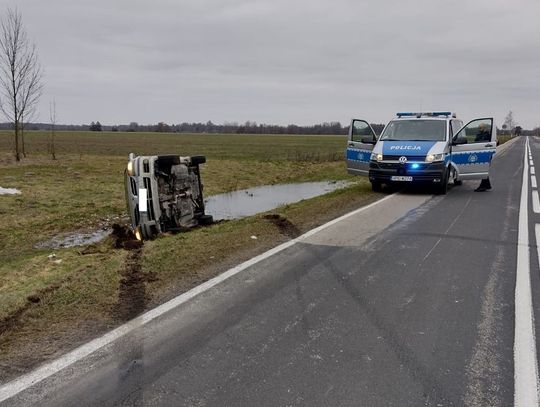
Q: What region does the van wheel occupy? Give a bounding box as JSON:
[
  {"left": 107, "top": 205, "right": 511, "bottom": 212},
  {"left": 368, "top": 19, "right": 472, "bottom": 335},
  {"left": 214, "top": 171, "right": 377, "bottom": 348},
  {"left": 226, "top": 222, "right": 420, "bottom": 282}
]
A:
[
  {"left": 371, "top": 180, "right": 382, "bottom": 192},
  {"left": 191, "top": 155, "right": 206, "bottom": 165},
  {"left": 198, "top": 214, "right": 213, "bottom": 225},
  {"left": 436, "top": 169, "right": 449, "bottom": 195},
  {"left": 454, "top": 179, "right": 462, "bottom": 186}
]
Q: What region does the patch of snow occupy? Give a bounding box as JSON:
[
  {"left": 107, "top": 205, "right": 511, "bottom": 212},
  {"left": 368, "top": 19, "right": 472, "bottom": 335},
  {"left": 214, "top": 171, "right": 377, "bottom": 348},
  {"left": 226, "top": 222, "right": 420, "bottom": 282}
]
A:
[{"left": 0, "top": 187, "right": 21, "bottom": 195}]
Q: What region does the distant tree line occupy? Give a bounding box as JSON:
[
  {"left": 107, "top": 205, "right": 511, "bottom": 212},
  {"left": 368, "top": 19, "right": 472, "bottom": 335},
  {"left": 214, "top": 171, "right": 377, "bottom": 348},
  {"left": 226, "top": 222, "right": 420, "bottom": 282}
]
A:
[
  {"left": 1, "top": 119, "right": 538, "bottom": 136},
  {"left": 0, "top": 120, "right": 387, "bottom": 135}
]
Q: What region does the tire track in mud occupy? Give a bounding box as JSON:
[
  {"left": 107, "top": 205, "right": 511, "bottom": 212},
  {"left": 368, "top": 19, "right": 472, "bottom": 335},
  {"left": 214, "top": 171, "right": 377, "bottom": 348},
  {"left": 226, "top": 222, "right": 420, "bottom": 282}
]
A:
[
  {"left": 263, "top": 214, "right": 301, "bottom": 239},
  {"left": 111, "top": 224, "right": 157, "bottom": 321}
]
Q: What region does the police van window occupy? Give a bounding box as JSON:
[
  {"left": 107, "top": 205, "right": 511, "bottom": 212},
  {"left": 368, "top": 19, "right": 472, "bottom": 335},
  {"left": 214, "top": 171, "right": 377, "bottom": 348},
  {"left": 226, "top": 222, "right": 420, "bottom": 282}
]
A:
[
  {"left": 455, "top": 119, "right": 492, "bottom": 144},
  {"left": 351, "top": 120, "right": 375, "bottom": 142},
  {"left": 451, "top": 120, "right": 462, "bottom": 138},
  {"left": 379, "top": 120, "right": 446, "bottom": 142}
]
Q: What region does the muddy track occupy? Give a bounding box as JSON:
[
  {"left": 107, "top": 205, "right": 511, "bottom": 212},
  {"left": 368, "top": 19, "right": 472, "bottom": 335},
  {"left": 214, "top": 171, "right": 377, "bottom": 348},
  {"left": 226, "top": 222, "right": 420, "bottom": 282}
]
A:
[
  {"left": 111, "top": 224, "right": 158, "bottom": 321},
  {"left": 263, "top": 214, "right": 301, "bottom": 238}
]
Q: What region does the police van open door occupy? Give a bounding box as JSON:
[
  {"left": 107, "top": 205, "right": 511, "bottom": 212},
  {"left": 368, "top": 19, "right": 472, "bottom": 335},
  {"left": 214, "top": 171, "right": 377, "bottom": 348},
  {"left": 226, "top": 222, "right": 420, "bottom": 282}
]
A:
[
  {"left": 346, "top": 119, "right": 378, "bottom": 176},
  {"left": 451, "top": 118, "right": 496, "bottom": 180}
]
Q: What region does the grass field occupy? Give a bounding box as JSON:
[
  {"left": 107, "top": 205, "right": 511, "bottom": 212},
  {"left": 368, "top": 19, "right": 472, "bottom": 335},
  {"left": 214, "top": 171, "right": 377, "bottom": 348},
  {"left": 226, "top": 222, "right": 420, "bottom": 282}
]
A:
[{"left": 0, "top": 130, "right": 378, "bottom": 380}]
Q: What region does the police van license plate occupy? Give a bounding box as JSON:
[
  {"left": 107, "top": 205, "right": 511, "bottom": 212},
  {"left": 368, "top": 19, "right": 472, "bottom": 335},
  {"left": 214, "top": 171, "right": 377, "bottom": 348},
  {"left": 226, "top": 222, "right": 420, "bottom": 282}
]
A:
[{"left": 391, "top": 176, "right": 413, "bottom": 182}]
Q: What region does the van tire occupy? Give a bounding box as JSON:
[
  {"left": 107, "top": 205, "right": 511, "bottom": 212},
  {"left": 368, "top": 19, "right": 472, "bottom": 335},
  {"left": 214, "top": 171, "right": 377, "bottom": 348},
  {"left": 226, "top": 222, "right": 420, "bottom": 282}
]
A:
[
  {"left": 436, "top": 168, "right": 449, "bottom": 195},
  {"left": 198, "top": 214, "right": 213, "bottom": 225},
  {"left": 371, "top": 180, "right": 382, "bottom": 192},
  {"left": 191, "top": 155, "right": 206, "bottom": 165}
]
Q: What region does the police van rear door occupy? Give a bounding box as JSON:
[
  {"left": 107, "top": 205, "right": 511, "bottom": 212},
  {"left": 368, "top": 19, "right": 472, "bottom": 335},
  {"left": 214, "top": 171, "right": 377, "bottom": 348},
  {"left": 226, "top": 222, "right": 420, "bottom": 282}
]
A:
[
  {"left": 346, "top": 119, "right": 378, "bottom": 176},
  {"left": 451, "top": 118, "right": 496, "bottom": 179}
]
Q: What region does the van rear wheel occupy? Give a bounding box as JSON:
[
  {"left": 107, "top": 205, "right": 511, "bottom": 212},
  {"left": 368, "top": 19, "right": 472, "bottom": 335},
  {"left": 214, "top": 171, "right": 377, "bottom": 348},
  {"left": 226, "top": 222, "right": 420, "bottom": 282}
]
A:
[{"left": 198, "top": 214, "right": 214, "bottom": 225}]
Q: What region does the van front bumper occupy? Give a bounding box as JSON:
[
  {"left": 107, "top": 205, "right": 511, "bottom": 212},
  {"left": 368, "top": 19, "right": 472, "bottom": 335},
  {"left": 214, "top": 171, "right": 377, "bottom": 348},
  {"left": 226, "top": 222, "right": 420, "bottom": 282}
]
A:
[{"left": 368, "top": 161, "right": 446, "bottom": 183}]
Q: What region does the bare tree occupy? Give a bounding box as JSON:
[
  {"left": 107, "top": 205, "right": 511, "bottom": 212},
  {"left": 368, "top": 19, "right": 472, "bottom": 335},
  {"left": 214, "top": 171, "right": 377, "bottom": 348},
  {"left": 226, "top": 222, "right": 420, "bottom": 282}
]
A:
[
  {"left": 49, "top": 99, "right": 56, "bottom": 160},
  {"left": 503, "top": 110, "right": 516, "bottom": 136},
  {"left": 0, "top": 7, "right": 43, "bottom": 161}
]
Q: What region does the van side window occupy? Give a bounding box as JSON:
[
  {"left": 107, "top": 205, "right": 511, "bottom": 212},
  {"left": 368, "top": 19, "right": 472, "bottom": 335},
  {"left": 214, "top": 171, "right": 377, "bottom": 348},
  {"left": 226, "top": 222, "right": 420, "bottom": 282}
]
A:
[
  {"left": 351, "top": 120, "right": 375, "bottom": 142},
  {"left": 451, "top": 120, "right": 463, "bottom": 138}
]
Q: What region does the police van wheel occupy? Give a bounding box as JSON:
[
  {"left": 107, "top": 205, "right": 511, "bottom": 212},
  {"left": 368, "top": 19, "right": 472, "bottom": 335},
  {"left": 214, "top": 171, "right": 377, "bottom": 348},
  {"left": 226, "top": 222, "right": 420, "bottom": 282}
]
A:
[
  {"left": 371, "top": 180, "right": 382, "bottom": 192},
  {"left": 436, "top": 169, "right": 449, "bottom": 195}
]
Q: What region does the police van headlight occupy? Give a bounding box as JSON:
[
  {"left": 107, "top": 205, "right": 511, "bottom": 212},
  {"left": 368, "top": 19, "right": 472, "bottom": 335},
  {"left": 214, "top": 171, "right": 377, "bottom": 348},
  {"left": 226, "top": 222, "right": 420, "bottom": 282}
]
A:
[
  {"left": 425, "top": 153, "right": 444, "bottom": 163},
  {"left": 370, "top": 153, "right": 383, "bottom": 162}
]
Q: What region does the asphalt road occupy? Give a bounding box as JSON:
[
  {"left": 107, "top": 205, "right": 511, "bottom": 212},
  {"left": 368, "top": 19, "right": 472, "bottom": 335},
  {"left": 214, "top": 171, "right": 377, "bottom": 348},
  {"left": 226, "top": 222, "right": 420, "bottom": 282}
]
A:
[{"left": 2, "top": 137, "right": 539, "bottom": 406}]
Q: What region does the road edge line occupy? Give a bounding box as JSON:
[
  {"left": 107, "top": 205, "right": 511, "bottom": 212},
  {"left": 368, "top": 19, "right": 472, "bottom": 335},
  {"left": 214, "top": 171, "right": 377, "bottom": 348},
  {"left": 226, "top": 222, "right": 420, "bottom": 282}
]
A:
[
  {"left": 0, "top": 192, "right": 397, "bottom": 402},
  {"left": 514, "top": 137, "right": 540, "bottom": 406}
]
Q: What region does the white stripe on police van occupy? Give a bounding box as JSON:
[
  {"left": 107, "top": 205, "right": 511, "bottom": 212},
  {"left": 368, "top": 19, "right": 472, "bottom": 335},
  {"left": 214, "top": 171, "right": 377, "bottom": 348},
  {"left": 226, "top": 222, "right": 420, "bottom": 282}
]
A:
[
  {"left": 514, "top": 137, "right": 540, "bottom": 407},
  {"left": 531, "top": 176, "right": 537, "bottom": 189}
]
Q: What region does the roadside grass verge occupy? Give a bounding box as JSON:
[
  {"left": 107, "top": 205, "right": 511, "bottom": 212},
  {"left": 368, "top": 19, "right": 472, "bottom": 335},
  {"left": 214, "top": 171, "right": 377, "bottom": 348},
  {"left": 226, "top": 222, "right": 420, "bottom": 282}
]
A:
[{"left": 497, "top": 135, "right": 513, "bottom": 145}]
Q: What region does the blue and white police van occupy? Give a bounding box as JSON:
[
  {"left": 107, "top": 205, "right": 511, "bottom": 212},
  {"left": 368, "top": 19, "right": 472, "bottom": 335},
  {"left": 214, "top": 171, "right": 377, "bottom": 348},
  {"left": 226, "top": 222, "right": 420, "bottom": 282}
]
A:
[{"left": 346, "top": 112, "right": 497, "bottom": 194}]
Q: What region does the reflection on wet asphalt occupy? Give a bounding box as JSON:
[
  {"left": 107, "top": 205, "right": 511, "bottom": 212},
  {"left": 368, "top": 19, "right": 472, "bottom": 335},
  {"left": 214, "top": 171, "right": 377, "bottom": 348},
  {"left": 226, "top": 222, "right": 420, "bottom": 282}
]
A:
[{"left": 205, "top": 181, "right": 350, "bottom": 220}]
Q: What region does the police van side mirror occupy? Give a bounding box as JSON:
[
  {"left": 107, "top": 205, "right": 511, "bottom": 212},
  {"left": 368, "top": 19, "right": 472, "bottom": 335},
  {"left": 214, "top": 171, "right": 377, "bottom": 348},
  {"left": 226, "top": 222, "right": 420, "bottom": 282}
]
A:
[
  {"left": 361, "top": 136, "right": 377, "bottom": 144},
  {"left": 452, "top": 136, "right": 467, "bottom": 145}
]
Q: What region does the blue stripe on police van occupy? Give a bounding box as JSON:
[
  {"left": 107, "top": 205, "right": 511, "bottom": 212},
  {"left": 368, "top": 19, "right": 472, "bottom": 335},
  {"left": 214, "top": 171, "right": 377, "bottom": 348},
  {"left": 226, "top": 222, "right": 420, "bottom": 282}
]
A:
[
  {"left": 346, "top": 148, "right": 371, "bottom": 163},
  {"left": 451, "top": 150, "right": 495, "bottom": 165},
  {"left": 382, "top": 141, "right": 437, "bottom": 156}
]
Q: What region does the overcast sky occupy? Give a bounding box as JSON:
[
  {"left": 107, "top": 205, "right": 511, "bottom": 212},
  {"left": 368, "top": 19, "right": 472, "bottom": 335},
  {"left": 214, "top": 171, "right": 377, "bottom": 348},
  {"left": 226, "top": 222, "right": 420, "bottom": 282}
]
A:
[{"left": 5, "top": 0, "right": 540, "bottom": 128}]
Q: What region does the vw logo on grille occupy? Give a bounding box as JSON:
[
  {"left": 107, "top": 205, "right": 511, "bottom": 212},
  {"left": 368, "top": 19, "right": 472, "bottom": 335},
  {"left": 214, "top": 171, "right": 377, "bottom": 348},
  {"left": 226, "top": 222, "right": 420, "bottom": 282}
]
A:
[{"left": 399, "top": 156, "right": 408, "bottom": 164}]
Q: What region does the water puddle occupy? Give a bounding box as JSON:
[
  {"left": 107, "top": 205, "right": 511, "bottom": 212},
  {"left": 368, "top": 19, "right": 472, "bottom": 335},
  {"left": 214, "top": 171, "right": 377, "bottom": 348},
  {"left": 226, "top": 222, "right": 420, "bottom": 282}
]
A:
[
  {"left": 205, "top": 181, "right": 350, "bottom": 220},
  {"left": 35, "top": 229, "right": 111, "bottom": 249},
  {"left": 0, "top": 187, "right": 21, "bottom": 195}
]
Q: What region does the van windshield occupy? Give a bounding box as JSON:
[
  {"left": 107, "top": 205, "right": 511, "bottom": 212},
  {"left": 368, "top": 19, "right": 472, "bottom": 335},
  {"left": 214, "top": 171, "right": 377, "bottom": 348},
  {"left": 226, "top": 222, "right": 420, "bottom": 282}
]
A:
[{"left": 379, "top": 120, "right": 446, "bottom": 141}]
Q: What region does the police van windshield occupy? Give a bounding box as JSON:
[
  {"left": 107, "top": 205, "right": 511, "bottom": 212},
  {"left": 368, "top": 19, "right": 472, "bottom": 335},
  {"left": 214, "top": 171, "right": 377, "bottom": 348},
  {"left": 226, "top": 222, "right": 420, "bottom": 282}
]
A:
[{"left": 379, "top": 120, "right": 446, "bottom": 141}]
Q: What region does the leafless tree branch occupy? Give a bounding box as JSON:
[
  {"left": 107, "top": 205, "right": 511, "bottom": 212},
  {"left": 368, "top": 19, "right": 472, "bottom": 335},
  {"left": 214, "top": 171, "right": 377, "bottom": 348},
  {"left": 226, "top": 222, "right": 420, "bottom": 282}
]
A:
[{"left": 0, "top": 7, "right": 43, "bottom": 161}]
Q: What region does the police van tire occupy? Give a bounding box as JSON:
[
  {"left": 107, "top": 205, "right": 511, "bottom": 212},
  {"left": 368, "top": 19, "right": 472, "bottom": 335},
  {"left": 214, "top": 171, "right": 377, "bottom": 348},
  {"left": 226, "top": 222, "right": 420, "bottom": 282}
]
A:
[
  {"left": 371, "top": 180, "right": 382, "bottom": 192},
  {"left": 436, "top": 169, "right": 449, "bottom": 195}
]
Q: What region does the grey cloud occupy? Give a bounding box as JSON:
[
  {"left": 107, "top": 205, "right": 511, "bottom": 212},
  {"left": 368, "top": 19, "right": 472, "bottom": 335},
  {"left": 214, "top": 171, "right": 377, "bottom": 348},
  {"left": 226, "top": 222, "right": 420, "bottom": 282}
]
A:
[{"left": 9, "top": 0, "right": 540, "bottom": 127}]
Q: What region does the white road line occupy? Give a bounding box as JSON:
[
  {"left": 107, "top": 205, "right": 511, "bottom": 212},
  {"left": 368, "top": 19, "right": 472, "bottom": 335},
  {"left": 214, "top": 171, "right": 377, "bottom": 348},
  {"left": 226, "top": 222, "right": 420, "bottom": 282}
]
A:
[
  {"left": 0, "top": 193, "right": 399, "bottom": 403},
  {"left": 532, "top": 176, "right": 537, "bottom": 189},
  {"left": 514, "top": 137, "right": 540, "bottom": 406},
  {"left": 534, "top": 191, "right": 540, "bottom": 214},
  {"left": 531, "top": 160, "right": 534, "bottom": 166},
  {"left": 532, "top": 167, "right": 536, "bottom": 175}
]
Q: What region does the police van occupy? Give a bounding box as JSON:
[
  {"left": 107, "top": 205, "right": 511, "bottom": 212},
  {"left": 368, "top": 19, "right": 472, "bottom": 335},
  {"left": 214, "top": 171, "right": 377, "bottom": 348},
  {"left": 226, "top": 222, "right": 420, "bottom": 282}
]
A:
[{"left": 346, "top": 112, "right": 497, "bottom": 194}]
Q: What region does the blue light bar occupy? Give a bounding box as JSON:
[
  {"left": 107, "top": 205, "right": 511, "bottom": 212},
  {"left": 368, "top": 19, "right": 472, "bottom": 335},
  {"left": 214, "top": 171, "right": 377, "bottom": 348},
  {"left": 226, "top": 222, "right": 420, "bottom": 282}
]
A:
[
  {"left": 411, "top": 163, "right": 420, "bottom": 169},
  {"left": 396, "top": 111, "right": 454, "bottom": 118}
]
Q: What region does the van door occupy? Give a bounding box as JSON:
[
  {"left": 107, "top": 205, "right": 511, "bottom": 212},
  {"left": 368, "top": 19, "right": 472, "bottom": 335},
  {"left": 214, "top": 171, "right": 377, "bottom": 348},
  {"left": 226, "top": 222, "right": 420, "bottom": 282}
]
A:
[
  {"left": 346, "top": 119, "right": 378, "bottom": 176},
  {"left": 451, "top": 118, "right": 496, "bottom": 180}
]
